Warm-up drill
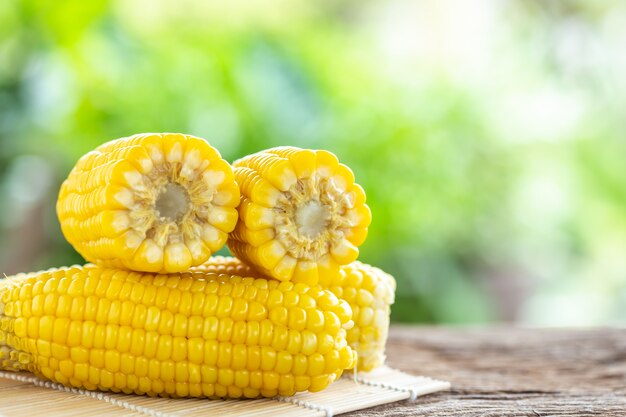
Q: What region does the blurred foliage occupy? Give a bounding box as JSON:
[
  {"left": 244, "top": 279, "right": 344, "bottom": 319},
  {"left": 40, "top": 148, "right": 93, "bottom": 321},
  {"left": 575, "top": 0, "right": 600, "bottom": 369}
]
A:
[{"left": 1, "top": 0, "right": 626, "bottom": 324}]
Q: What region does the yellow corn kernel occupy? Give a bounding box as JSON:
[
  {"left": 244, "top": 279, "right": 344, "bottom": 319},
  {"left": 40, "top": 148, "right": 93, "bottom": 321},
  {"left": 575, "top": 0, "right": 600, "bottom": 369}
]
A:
[
  {"left": 56, "top": 133, "right": 240, "bottom": 273},
  {"left": 196, "top": 256, "right": 395, "bottom": 372},
  {"left": 227, "top": 147, "right": 371, "bottom": 284},
  {"left": 0, "top": 264, "right": 355, "bottom": 398}
]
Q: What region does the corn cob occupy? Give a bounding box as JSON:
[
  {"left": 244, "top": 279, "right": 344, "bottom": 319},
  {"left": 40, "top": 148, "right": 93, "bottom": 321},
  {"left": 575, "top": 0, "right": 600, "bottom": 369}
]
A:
[
  {"left": 0, "top": 265, "right": 355, "bottom": 398},
  {"left": 196, "top": 257, "right": 395, "bottom": 372},
  {"left": 57, "top": 133, "right": 240, "bottom": 273},
  {"left": 327, "top": 262, "right": 395, "bottom": 372},
  {"left": 228, "top": 147, "right": 371, "bottom": 285}
]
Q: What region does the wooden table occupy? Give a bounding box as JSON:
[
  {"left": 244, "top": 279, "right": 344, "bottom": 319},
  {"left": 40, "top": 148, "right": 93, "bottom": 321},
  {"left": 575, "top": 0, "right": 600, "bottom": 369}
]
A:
[{"left": 350, "top": 326, "right": 626, "bottom": 416}]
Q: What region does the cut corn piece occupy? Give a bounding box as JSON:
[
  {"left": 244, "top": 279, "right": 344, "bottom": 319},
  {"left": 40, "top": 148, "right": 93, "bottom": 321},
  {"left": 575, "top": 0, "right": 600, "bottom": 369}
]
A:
[
  {"left": 228, "top": 147, "right": 371, "bottom": 284},
  {"left": 329, "top": 262, "right": 395, "bottom": 372},
  {"left": 196, "top": 257, "right": 395, "bottom": 372},
  {"left": 0, "top": 265, "right": 355, "bottom": 398},
  {"left": 57, "top": 133, "right": 240, "bottom": 273}
]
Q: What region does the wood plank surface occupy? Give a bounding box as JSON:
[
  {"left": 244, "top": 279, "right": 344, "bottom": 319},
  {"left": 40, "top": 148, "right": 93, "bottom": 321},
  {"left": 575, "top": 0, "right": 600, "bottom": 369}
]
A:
[{"left": 343, "top": 326, "right": 626, "bottom": 416}]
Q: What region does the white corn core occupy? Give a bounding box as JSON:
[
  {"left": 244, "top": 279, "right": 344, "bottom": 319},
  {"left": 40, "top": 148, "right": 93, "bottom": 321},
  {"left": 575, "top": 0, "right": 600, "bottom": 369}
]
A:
[
  {"left": 295, "top": 200, "right": 331, "bottom": 238},
  {"left": 155, "top": 183, "right": 190, "bottom": 221}
]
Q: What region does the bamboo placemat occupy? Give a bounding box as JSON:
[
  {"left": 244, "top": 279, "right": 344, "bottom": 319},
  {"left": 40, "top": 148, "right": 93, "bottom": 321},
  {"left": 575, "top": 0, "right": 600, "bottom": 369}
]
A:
[{"left": 0, "top": 367, "right": 449, "bottom": 416}]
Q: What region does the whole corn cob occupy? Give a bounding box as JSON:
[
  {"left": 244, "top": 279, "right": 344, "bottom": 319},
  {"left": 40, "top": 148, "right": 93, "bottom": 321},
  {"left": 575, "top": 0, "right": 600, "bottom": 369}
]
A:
[
  {"left": 0, "top": 265, "right": 355, "bottom": 398},
  {"left": 228, "top": 147, "right": 371, "bottom": 285},
  {"left": 196, "top": 257, "right": 395, "bottom": 372},
  {"left": 57, "top": 133, "right": 240, "bottom": 273}
]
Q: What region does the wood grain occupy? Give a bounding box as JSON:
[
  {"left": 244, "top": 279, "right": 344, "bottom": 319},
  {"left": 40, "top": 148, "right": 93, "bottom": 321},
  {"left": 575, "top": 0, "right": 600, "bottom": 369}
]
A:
[{"left": 344, "top": 326, "right": 626, "bottom": 416}]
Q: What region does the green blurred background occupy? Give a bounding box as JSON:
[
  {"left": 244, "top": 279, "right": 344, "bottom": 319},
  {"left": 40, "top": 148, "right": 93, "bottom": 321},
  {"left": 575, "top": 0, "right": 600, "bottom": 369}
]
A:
[{"left": 1, "top": 0, "right": 626, "bottom": 325}]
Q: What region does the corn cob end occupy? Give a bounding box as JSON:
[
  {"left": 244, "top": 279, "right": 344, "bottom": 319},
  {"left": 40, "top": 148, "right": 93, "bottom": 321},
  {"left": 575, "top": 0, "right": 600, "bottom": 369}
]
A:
[
  {"left": 57, "top": 133, "right": 240, "bottom": 273},
  {"left": 229, "top": 147, "right": 372, "bottom": 284}
]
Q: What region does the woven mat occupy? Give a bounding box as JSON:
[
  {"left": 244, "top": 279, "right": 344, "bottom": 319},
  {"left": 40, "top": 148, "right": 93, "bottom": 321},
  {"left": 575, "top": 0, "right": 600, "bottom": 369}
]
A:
[{"left": 0, "top": 367, "right": 449, "bottom": 417}]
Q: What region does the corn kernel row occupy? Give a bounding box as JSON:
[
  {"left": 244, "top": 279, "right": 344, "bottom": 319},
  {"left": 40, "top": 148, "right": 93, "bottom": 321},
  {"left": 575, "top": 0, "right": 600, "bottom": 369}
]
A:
[
  {"left": 0, "top": 265, "right": 355, "bottom": 398},
  {"left": 196, "top": 257, "right": 395, "bottom": 372}
]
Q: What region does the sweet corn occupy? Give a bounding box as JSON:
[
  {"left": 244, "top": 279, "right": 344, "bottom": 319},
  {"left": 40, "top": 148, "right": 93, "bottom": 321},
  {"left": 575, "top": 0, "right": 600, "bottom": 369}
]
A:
[
  {"left": 228, "top": 147, "right": 371, "bottom": 285},
  {"left": 327, "top": 262, "right": 395, "bottom": 372},
  {"left": 0, "top": 265, "right": 356, "bottom": 398},
  {"left": 196, "top": 257, "right": 395, "bottom": 372},
  {"left": 57, "top": 133, "right": 240, "bottom": 273}
]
